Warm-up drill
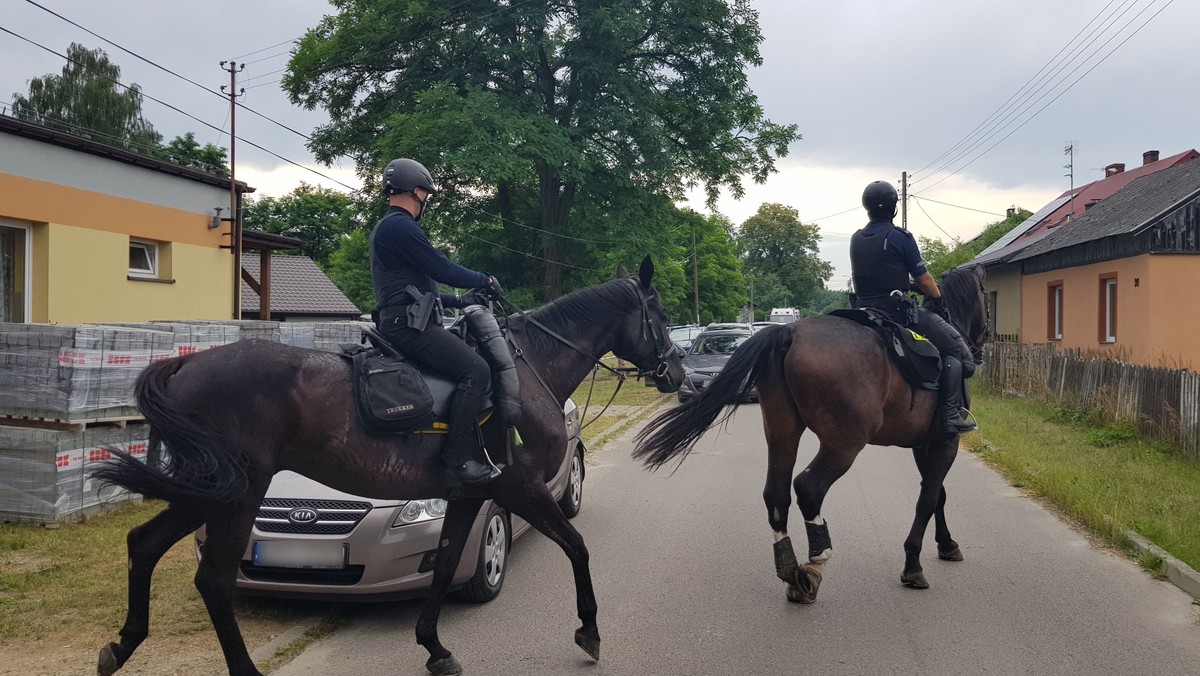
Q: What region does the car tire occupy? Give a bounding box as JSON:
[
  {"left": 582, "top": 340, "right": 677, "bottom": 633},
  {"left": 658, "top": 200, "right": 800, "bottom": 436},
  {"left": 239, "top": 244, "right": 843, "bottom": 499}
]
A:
[
  {"left": 557, "top": 444, "right": 585, "bottom": 518},
  {"left": 456, "top": 502, "right": 509, "bottom": 603}
]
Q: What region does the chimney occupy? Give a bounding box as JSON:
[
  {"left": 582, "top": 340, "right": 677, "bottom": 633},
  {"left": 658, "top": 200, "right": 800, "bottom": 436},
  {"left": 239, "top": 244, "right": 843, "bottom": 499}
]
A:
[
  {"left": 1143, "top": 150, "right": 1160, "bottom": 165},
  {"left": 1006, "top": 207, "right": 1016, "bottom": 218},
  {"left": 1104, "top": 163, "right": 1126, "bottom": 177}
]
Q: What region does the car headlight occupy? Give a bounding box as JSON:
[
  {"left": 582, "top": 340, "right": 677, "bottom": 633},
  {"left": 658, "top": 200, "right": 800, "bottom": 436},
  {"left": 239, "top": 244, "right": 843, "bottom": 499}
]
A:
[{"left": 393, "top": 498, "right": 448, "bottom": 526}]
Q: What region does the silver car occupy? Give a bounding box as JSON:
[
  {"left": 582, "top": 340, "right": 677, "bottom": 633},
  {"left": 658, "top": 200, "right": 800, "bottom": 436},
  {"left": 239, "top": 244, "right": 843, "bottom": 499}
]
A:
[{"left": 195, "top": 400, "right": 586, "bottom": 603}]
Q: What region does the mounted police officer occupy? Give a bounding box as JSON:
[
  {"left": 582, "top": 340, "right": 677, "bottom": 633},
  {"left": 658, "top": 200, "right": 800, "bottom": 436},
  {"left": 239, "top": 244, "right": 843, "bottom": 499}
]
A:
[
  {"left": 849, "top": 180, "right": 977, "bottom": 435},
  {"left": 369, "top": 157, "right": 504, "bottom": 483}
]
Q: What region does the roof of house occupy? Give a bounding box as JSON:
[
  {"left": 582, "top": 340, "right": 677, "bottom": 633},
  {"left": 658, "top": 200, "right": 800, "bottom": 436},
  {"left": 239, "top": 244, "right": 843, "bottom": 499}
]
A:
[
  {"left": 0, "top": 114, "right": 252, "bottom": 192},
  {"left": 240, "top": 254, "right": 362, "bottom": 317},
  {"left": 1010, "top": 158, "right": 1200, "bottom": 263}
]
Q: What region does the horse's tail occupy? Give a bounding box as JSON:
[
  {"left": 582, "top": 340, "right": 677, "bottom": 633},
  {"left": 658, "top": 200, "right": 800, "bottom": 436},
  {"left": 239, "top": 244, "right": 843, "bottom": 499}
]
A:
[
  {"left": 634, "top": 324, "right": 792, "bottom": 471},
  {"left": 90, "top": 355, "right": 248, "bottom": 505}
]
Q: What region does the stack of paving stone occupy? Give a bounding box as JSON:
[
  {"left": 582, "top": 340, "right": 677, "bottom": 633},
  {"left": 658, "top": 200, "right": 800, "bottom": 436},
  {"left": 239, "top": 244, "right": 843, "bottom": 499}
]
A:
[
  {"left": 279, "top": 322, "right": 317, "bottom": 349},
  {"left": 0, "top": 324, "right": 174, "bottom": 421},
  {"left": 313, "top": 321, "right": 371, "bottom": 353},
  {"left": 0, "top": 423, "right": 150, "bottom": 523},
  {"left": 166, "top": 319, "right": 280, "bottom": 343}
]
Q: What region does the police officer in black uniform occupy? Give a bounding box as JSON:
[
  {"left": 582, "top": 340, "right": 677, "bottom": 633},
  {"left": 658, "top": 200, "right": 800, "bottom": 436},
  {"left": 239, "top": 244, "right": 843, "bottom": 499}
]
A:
[
  {"left": 369, "top": 158, "right": 503, "bottom": 483},
  {"left": 849, "top": 180, "right": 977, "bottom": 435}
]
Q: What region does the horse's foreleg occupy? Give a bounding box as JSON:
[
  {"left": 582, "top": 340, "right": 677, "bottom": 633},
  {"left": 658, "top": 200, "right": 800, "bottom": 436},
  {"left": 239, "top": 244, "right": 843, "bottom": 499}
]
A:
[
  {"left": 903, "top": 441, "right": 959, "bottom": 589},
  {"left": 98, "top": 505, "right": 203, "bottom": 676},
  {"left": 416, "top": 498, "right": 485, "bottom": 676},
  {"left": 934, "top": 485, "right": 964, "bottom": 562},
  {"left": 497, "top": 484, "right": 599, "bottom": 661},
  {"left": 193, "top": 502, "right": 264, "bottom": 676}
]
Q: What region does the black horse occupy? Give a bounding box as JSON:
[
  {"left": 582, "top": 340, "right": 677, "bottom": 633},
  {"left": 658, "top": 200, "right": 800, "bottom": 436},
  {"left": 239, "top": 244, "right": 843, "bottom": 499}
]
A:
[
  {"left": 93, "top": 257, "right": 683, "bottom": 676},
  {"left": 634, "top": 266, "right": 987, "bottom": 602}
]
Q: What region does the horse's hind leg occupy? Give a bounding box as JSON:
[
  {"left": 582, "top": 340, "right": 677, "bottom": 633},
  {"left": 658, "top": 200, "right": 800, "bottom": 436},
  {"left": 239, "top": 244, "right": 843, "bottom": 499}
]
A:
[
  {"left": 416, "top": 497, "right": 485, "bottom": 676},
  {"left": 902, "top": 439, "right": 960, "bottom": 589},
  {"left": 193, "top": 501, "right": 266, "bottom": 676},
  {"left": 757, "top": 393, "right": 807, "bottom": 599},
  {"left": 496, "top": 483, "right": 600, "bottom": 661},
  {"left": 789, "top": 439, "right": 863, "bottom": 603},
  {"left": 98, "top": 504, "right": 204, "bottom": 676}
]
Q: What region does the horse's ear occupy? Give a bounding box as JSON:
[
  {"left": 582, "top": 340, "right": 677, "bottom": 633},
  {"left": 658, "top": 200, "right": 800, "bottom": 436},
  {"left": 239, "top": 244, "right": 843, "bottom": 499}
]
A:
[
  {"left": 615, "top": 263, "right": 630, "bottom": 279},
  {"left": 638, "top": 255, "right": 654, "bottom": 290}
]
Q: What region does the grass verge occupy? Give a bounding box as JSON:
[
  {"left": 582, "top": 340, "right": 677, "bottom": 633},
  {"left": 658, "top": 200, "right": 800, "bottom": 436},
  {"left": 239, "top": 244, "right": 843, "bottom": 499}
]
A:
[
  {"left": 964, "top": 382, "right": 1200, "bottom": 572},
  {"left": 571, "top": 361, "right": 671, "bottom": 448}
]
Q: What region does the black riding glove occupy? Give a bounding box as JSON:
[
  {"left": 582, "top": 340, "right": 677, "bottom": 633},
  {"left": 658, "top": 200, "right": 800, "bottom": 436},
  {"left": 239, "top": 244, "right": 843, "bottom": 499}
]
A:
[
  {"left": 455, "top": 292, "right": 490, "bottom": 308},
  {"left": 925, "top": 296, "right": 946, "bottom": 319},
  {"left": 484, "top": 275, "right": 504, "bottom": 300}
]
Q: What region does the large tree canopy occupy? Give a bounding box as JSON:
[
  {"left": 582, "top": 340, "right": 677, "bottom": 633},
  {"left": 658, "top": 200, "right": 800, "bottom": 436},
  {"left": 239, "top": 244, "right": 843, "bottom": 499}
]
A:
[
  {"left": 12, "top": 42, "right": 161, "bottom": 152},
  {"left": 284, "top": 0, "right": 798, "bottom": 298},
  {"left": 736, "top": 203, "right": 832, "bottom": 308},
  {"left": 243, "top": 183, "right": 368, "bottom": 267}
]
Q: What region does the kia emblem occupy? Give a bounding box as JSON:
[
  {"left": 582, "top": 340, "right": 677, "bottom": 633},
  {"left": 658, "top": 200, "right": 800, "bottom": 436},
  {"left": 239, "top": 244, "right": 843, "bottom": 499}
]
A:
[{"left": 287, "top": 507, "right": 319, "bottom": 524}]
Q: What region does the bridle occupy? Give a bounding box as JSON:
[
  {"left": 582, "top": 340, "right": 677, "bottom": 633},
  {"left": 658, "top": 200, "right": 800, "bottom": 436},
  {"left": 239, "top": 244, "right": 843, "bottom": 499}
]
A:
[{"left": 495, "top": 279, "right": 674, "bottom": 429}]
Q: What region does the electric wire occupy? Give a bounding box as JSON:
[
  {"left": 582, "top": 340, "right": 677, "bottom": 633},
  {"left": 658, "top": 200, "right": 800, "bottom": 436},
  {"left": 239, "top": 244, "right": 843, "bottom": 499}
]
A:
[
  {"left": 912, "top": 193, "right": 955, "bottom": 241},
  {"left": 909, "top": 195, "right": 1004, "bottom": 217}
]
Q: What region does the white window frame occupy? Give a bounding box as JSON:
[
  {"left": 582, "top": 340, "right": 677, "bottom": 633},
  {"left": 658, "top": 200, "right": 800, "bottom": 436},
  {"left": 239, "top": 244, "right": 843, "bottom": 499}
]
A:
[
  {"left": 1052, "top": 285, "right": 1063, "bottom": 340},
  {"left": 0, "top": 217, "right": 32, "bottom": 323},
  {"left": 129, "top": 239, "right": 159, "bottom": 278},
  {"left": 1103, "top": 278, "right": 1117, "bottom": 343}
]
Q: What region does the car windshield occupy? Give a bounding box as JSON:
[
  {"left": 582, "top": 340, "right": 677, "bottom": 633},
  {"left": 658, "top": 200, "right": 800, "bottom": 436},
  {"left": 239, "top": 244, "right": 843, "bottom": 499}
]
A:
[
  {"left": 690, "top": 334, "right": 749, "bottom": 355},
  {"left": 669, "top": 326, "right": 701, "bottom": 342}
]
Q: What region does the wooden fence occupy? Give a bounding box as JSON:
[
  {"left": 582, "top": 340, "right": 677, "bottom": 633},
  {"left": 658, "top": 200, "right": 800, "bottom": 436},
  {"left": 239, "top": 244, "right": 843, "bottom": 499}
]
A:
[{"left": 981, "top": 342, "right": 1200, "bottom": 457}]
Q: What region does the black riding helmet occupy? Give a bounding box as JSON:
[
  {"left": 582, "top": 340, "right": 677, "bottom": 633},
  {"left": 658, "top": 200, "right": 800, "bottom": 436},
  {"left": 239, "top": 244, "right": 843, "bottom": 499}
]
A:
[
  {"left": 382, "top": 158, "right": 437, "bottom": 196},
  {"left": 862, "top": 180, "right": 898, "bottom": 219}
]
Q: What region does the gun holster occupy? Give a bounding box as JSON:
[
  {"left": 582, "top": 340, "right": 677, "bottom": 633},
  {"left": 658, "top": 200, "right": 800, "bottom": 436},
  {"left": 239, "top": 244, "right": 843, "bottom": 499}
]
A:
[{"left": 404, "top": 286, "right": 440, "bottom": 332}]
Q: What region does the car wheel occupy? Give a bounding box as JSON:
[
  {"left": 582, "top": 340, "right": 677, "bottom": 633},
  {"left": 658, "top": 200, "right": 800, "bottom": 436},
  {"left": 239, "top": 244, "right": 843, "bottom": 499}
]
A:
[
  {"left": 456, "top": 502, "right": 509, "bottom": 603},
  {"left": 557, "top": 444, "right": 585, "bottom": 518}
]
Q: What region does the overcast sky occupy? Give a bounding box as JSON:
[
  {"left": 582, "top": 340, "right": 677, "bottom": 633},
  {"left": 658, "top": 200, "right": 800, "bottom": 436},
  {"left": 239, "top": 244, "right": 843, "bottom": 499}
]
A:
[{"left": 2, "top": 0, "right": 1194, "bottom": 288}]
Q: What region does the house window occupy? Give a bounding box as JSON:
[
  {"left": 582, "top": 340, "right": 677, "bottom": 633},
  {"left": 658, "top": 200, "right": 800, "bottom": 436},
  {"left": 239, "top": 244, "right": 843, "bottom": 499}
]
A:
[
  {"left": 1099, "top": 274, "right": 1117, "bottom": 343},
  {"left": 129, "top": 239, "right": 158, "bottom": 278},
  {"left": 0, "top": 221, "right": 30, "bottom": 322},
  {"left": 1047, "top": 282, "right": 1063, "bottom": 340}
]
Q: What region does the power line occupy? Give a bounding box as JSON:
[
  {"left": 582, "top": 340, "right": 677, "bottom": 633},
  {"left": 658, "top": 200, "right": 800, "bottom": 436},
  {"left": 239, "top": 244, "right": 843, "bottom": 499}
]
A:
[
  {"left": 912, "top": 195, "right": 955, "bottom": 241},
  {"left": 459, "top": 231, "right": 603, "bottom": 272},
  {"left": 0, "top": 25, "right": 359, "bottom": 192},
  {"left": 909, "top": 195, "right": 1004, "bottom": 217},
  {"left": 809, "top": 206, "right": 860, "bottom": 222},
  {"left": 229, "top": 36, "right": 300, "bottom": 62},
  {"left": 914, "top": 0, "right": 1175, "bottom": 194},
  {"left": 243, "top": 49, "right": 293, "bottom": 66}
]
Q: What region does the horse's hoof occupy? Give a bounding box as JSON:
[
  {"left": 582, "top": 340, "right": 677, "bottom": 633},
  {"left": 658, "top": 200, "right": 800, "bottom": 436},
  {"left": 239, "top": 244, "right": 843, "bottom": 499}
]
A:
[
  {"left": 574, "top": 628, "right": 600, "bottom": 661},
  {"left": 901, "top": 570, "right": 929, "bottom": 589},
  {"left": 786, "top": 564, "right": 822, "bottom": 603},
  {"left": 938, "top": 546, "right": 964, "bottom": 562},
  {"left": 98, "top": 643, "right": 120, "bottom": 676},
  {"left": 426, "top": 655, "right": 463, "bottom": 676},
  {"left": 785, "top": 583, "right": 815, "bottom": 604}
]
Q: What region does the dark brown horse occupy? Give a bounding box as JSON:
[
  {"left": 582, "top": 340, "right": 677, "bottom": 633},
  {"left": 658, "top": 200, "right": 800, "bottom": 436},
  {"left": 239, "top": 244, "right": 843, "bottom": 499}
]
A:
[
  {"left": 634, "top": 265, "right": 987, "bottom": 602},
  {"left": 92, "top": 257, "right": 683, "bottom": 676}
]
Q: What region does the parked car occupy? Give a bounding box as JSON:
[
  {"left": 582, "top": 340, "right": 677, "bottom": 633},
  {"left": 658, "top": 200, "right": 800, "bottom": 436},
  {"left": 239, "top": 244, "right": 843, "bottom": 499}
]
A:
[
  {"left": 676, "top": 327, "right": 757, "bottom": 403},
  {"left": 667, "top": 324, "right": 704, "bottom": 352},
  {"left": 705, "top": 322, "right": 754, "bottom": 332},
  {"left": 194, "top": 399, "right": 586, "bottom": 603},
  {"left": 752, "top": 321, "right": 776, "bottom": 332}
]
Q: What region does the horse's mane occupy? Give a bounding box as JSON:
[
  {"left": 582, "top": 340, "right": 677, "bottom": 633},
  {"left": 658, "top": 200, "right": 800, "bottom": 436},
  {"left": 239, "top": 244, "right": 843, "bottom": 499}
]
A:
[
  {"left": 939, "top": 265, "right": 985, "bottom": 322},
  {"left": 513, "top": 277, "right": 641, "bottom": 353}
]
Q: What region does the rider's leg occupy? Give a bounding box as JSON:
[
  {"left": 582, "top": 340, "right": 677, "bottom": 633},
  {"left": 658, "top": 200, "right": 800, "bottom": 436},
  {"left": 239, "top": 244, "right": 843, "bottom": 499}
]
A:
[
  {"left": 939, "top": 354, "right": 976, "bottom": 434},
  {"left": 915, "top": 309, "right": 977, "bottom": 434}
]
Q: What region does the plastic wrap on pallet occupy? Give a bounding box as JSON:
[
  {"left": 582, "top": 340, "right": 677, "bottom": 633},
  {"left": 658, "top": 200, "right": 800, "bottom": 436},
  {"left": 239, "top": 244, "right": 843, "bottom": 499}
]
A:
[
  {"left": 279, "top": 322, "right": 317, "bottom": 349},
  {"left": 139, "top": 322, "right": 241, "bottom": 354},
  {"left": 0, "top": 423, "right": 150, "bottom": 524},
  {"left": 164, "top": 319, "right": 281, "bottom": 343},
  {"left": 0, "top": 324, "right": 176, "bottom": 420},
  {"left": 313, "top": 321, "right": 372, "bottom": 353}
]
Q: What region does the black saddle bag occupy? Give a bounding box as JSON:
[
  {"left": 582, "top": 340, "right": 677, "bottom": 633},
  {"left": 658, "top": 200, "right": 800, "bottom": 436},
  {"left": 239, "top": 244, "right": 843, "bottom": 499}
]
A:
[{"left": 341, "top": 344, "right": 435, "bottom": 434}]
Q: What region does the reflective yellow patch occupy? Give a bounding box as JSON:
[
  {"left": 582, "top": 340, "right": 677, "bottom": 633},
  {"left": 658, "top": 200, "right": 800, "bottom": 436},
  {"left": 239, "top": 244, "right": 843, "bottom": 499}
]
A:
[{"left": 908, "top": 329, "right": 930, "bottom": 342}]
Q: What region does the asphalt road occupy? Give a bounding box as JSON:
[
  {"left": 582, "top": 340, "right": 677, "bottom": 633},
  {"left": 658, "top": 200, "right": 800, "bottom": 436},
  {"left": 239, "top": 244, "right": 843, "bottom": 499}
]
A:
[{"left": 275, "top": 402, "right": 1200, "bottom": 676}]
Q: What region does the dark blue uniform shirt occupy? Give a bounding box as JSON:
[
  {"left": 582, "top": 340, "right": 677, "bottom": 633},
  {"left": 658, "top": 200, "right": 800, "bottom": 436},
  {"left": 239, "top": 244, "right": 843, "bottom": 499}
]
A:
[{"left": 369, "top": 206, "right": 489, "bottom": 309}]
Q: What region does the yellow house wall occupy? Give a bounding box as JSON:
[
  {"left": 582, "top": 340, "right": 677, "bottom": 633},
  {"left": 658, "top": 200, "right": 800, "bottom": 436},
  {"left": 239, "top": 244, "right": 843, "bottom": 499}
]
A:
[
  {"left": 0, "top": 172, "right": 234, "bottom": 323},
  {"left": 1021, "top": 256, "right": 1154, "bottom": 362},
  {"left": 984, "top": 263, "right": 1022, "bottom": 339},
  {"left": 1145, "top": 256, "right": 1200, "bottom": 370}
]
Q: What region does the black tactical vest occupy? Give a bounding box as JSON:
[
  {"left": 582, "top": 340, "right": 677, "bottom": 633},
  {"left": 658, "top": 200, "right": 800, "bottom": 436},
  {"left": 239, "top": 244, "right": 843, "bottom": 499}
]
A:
[
  {"left": 850, "top": 224, "right": 912, "bottom": 302},
  {"left": 369, "top": 217, "right": 437, "bottom": 309}
]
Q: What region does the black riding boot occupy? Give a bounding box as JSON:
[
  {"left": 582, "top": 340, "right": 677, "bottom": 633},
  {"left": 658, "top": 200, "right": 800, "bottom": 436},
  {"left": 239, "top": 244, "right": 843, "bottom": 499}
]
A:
[
  {"left": 939, "top": 355, "right": 977, "bottom": 435},
  {"left": 444, "top": 382, "right": 500, "bottom": 484}
]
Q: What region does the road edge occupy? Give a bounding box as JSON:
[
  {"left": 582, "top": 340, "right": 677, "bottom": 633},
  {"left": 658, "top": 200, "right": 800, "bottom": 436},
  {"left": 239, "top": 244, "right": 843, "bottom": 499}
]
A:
[{"left": 1125, "top": 531, "right": 1200, "bottom": 601}]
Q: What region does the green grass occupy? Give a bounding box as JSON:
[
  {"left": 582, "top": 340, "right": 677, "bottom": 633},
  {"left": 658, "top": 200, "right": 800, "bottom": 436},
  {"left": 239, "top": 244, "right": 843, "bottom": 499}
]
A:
[
  {"left": 965, "top": 382, "right": 1200, "bottom": 571},
  {"left": 572, "top": 357, "right": 671, "bottom": 447}
]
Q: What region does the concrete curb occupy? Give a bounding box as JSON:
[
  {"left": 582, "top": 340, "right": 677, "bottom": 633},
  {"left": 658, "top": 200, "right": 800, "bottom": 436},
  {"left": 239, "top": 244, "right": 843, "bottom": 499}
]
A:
[
  {"left": 249, "top": 615, "right": 324, "bottom": 667},
  {"left": 1125, "top": 531, "right": 1200, "bottom": 601}
]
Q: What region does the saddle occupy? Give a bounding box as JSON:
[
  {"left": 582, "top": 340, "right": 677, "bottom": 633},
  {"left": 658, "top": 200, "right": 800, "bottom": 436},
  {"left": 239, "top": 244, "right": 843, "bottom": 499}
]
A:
[
  {"left": 340, "top": 309, "right": 520, "bottom": 436},
  {"left": 828, "top": 308, "right": 941, "bottom": 390}
]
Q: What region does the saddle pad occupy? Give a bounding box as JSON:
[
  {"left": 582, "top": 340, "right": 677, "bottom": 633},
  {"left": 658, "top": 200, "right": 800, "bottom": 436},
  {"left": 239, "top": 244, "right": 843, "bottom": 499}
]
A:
[{"left": 828, "top": 309, "right": 940, "bottom": 390}]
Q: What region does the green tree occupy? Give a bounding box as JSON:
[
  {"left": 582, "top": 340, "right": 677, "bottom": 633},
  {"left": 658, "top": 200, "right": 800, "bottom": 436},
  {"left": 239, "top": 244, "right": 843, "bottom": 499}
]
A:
[
  {"left": 284, "top": 0, "right": 798, "bottom": 299},
  {"left": 326, "top": 228, "right": 374, "bottom": 311},
  {"left": 919, "top": 207, "right": 1033, "bottom": 278},
  {"left": 736, "top": 203, "right": 833, "bottom": 307},
  {"left": 155, "top": 132, "right": 229, "bottom": 176},
  {"left": 243, "top": 184, "right": 366, "bottom": 267},
  {"left": 11, "top": 42, "right": 161, "bottom": 152}
]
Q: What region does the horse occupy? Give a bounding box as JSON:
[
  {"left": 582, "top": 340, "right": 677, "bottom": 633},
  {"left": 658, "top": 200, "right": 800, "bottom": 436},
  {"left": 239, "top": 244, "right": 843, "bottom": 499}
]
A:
[
  {"left": 633, "top": 265, "right": 987, "bottom": 603},
  {"left": 91, "top": 256, "right": 684, "bottom": 676}
]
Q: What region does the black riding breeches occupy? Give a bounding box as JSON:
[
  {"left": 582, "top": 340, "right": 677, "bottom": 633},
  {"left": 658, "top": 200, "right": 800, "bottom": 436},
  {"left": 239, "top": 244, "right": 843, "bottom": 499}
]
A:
[{"left": 912, "top": 308, "right": 972, "bottom": 364}]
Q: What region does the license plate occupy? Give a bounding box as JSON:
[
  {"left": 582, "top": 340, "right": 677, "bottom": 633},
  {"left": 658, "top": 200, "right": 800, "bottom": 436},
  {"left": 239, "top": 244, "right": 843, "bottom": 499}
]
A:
[{"left": 253, "top": 541, "right": 347, "bottom": 569}]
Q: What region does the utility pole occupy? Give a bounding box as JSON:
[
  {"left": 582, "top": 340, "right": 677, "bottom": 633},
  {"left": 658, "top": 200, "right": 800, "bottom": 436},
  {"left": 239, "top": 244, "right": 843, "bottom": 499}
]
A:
[
  {"left": 221, "top": 60, "right": 244, "bottom": 319},
  {"left": 692, "top": 221, "right": 700, "bottom": 325},
  {"left": 1064, "top": 142, "right": 1075, "bottom": 217},
  {"left": 900, "top": 171, "right": 908, "bottom": 231}
]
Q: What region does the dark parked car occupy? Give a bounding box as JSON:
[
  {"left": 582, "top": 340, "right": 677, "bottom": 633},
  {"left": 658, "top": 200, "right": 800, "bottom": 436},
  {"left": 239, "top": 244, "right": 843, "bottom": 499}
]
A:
[
  {"left": 676, "top": 327, "right": 757, "bottom": 403},
  {"left": 194, "top": 399, "right": 586, "bottom": 603}
]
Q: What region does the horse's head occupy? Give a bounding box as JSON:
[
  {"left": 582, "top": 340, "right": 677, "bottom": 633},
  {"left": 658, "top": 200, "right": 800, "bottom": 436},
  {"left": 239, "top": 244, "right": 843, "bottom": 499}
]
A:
[
  {"left": 937, "top": 264, "right": 989, "bottom": 364},
  {"left": 612, "top": 256, "right": 685, "bottom": 393}
]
